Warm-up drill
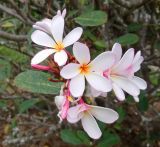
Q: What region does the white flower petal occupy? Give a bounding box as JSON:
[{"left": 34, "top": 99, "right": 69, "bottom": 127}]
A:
[
  {"left": 55, "top": 96, "right": 65, "bottom": 109},
  {"left": 62, "top": 9, "right": 66, "bottom": 17},
  {"left": 31, "top": 30, "right": 55, "bottom": 47},
  {"left": 111, "top": 43, "right": 122, "bottom": 62},
  {"left": 132, "top": 56, "right": 144, "bottom": 72},
  {"left": 51, "top": 16, "right": 64, "bottom": 42},
  {"left": 60, "top": 63, "right": 80, "bottom": 79},
  {"left": 67, "top": 105, "right": 84, "bottom": 123},
  {"left": 54, "top": 50, "right": 68, "bottom": 66},
  {"left": 89, "top": 105, "right": 119, "bottom": 124},
  {"left": 132, "top": 51, "right": 141, "bottom": 64},
  {"left": 63, "top": 27, "right": 83, "bottom": 48},
  {"left": 111, "top": 75, "right": 140, "bottom": 96},
  {"left": 85, "top": 84, "right": 104, "bottom": 98},
  {"left": 73, "top": 42, "right": 90, "bottom": 64},
  {"left": 31, "top": 49, "right": 55, "bottom": 65},
  {"left": 90, "top": 52, "right": 115, "bottom": 72},
  {"left": 112, "top": 48, "right": 135, "bottom": 73},
  {"left": 33, "top": 18, "right": 52, "bottom": 34},
  {"left": 112, "top": 83, "right": 125, "bottom": 101},
  {"left": 81, "top": 112, "right": 102, "bottom": 139},
  {"left": 130, "top": 76, "right": 147, "bottom": 90},
  {"left": 133, "top": 96, "right": 139, "bottom": 102},
  {"left": 86, "top": 73, "right": 112, "bottom": 92},
  {"left": 70, "top": 74, "right": 85, "bottom": 97},
  {"left": 57, "top": 10, "right": 61, "bottom": 15}
]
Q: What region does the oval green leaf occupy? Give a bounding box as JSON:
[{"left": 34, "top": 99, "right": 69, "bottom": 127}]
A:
[
  {"left": 14, "top": 70, "right": 63, "bottom": 94},
  {"left": 19, "top": 99, "right": 39, "bottom": 113},
  {"left": 75, "top": 10, "right": 107, "bottom": 26},
  {"left": 115, "top": 33, "right": 139, "bottom": 46}
]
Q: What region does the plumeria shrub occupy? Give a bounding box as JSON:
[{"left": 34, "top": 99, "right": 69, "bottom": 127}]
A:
[
  {"left": 1, "top": 0, "right": 160, "bottom": 146},
  {"left": 15, "top": 9, "right": 147, "bottom": 140}
]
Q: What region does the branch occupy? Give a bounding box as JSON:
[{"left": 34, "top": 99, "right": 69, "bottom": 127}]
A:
[
  {"left": 0, "top": 4, "right": 24, "bottom": 22},
  {"left": 0, "top": 30, "right": 27, "bottom": 41},
  {"left": 7, "top": 0, "right": 34, "bottom": 25}
]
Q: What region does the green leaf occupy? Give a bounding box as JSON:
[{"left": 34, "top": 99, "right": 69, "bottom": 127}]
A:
[
  {"left": 97, "top": 121, "right": 106, "bottom": 133},
  {"left": 1, "top": 21, "right": 14, "bottom": 28},
  {"left": 0, "top": 59, "right": 12, "bottom": 92},
  {"left": 127, "top": 23, "right": 143, "bottom": 32},
  {"left": 75, "top": 10, "right": 107, "bottom": 26},
  {"left": 14, "top": 70, "right": 63, "bottom": 94},
  {"left": 0, "top": 100, "right": 7, "bottom": 108},
  {"left": 0, "top": 45, "right": 29, "bottom": 64},
  {"left": 116, "top": 107, "right": 126, "bottom": 123},
  {"left": 154, "top": 40, "right": 160, "bottom": 50},
  {"left": 115, "top": 33, "right": 139, "bottom": 46},
  {"left": 60, "top": 129, "right": 82, "bottom": 145},
  {"left": 0, "top": 59, "right": 11, "bottom": 81},
  {"left": 138, "top": 93, "right": 148, "bottom": 112},
  {"left": 94, "top": 40, "right": 107, "bottom": 49},
  {"left": 98, "top": 131, "right": 121, "bottom": 147},
  {"left": 11, "top": 118, "right": 17, "bottom": 128},
  {"left": 76, "top": 130, "right": 90, "bottom": 145},
  {"left": 19, "top": 99, "right": 39, "bottom": 113}
]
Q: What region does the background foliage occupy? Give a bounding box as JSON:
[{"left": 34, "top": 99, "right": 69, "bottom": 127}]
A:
[{"left": 0, "top": 0, "right": 160, "bottom": 146}]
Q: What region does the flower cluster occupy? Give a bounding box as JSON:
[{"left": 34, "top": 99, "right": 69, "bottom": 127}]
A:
[{"left": 31, "top": 9, "right": 147, "bottom": 139}]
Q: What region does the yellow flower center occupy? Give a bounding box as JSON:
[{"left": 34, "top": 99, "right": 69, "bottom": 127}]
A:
[
  {"left": 79, "top": 64, "right": 90, "bottom": 75},
  {"left": 53, "top": 41, "right": 64, "bottom": 52},
  {"left": 67, "top": 96, "right": 74, "bottom": 102}
]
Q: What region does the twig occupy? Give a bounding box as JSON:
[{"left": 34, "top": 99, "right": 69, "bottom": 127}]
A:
[
  {"left": 0, "top": 4, "right": 24, "bottom": 22},
  {"left": 7, "top": 0, "right": 34, "bottom": 25},
  {"left": 0, "top": 30, "right": 27, "bottom": 41}
]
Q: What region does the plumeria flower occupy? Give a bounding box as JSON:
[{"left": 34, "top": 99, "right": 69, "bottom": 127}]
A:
[
  {"left": 85, "top": 84, "right": 107, "bottom": 98},
  {"left": 60, "top": 42, "right": 115, "bottom": 97},
  {"left": 103, "top": 43, "right": 147, "bottom": 102},
  {"left": 33, "top": 9, "right": 66, "bottom": 35},
  {"left": 55, "top": 95, "right": 70, "bottom": 121},
  {"left": 67, "top": 101, "right": 119, "bottom": 139},
  {"left": 31, "top": 15, "right": 83, "bottom": 66}
]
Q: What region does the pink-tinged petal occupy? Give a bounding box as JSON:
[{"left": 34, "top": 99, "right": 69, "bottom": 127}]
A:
[
  {"left": 111, "top": 43, "right": 122, "bottom": 62},
  {"left": 51, "top": 16, "right": 64, "bottom": 42},
  {"left": 54, "top": 50, "right": 68, "bottom": 66},
  {"left": 81, "top": 112, "right": 102, "bottom": 139},
  {"left": 62, "top": 9, "right": 66, "bottom": 17},
  {"left": 31, "top": 30, "right": 55, "bottom": 47},
  {"left": 31, "top": 49, "right": 55, "bottom": 65},
  {"left": 89, "top": 105, "right": 119, "bottom": 124},
  {"left": 33, "top": 18, "right": 52, "bottom": 34},
  {"left": 31, "top": 64, "right": 50, "bottom": 71},
  {"left": 61, "top": 99, "right": 69, "bottom": 119},
  {"left": 112, "top": 83, "right": 125, "bottom": 101},
  {"left": 60, "top": 63, "right": 80, "bottom": 79},
  {"left": 70, "top": 74, "right": 85, "bottom": 97},
  {"left": 67, "top": 104, "right": 86, "bottom": 123},
  {"left": 55, "top": 96, "right": 65, "bottom": 109},
  {"left": 90, "top": 52, "right": 115, "bottom": 72},
  {"left": 73, "top": 42, "right": 90, "bottom": 64},
  {"left": 63, "top": 27, "right": 83, "bottom": 48},
  {"left": 111, "top": 75, "right": 140, "bottom": 96},
  {"left": 132, "top": 51, "right": 141, "bottom": 64},
  {"left": 130, "top": 76, "right": 147, "bottom": 90},
  {"left": 132, "top": 56, "right": 144, "bottom": 72},
  {"left": 112, "top": 48, "right": 135, "bottom": 73},
  {"left": 86, "top": 73, "right": 112, "bottom": 92},
  {"left": 133, "top": 96, "right": 139, "bottom": 102}
]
